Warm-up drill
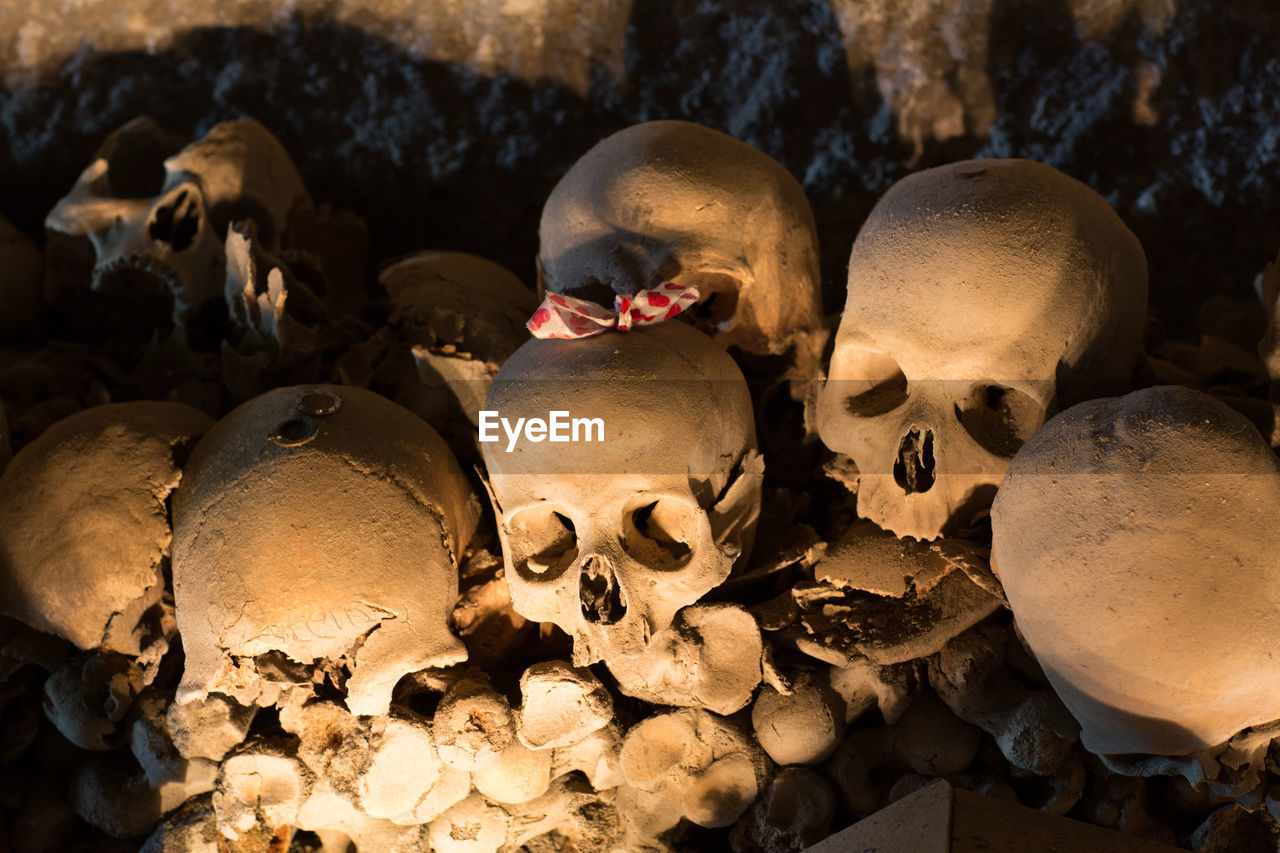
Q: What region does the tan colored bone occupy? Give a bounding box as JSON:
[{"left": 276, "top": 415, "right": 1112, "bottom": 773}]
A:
[
  {"left": 0, "top": 402, "right": 212, "bottom": 655},
  {"left": 619, "top": 709, "right": 769, "bottom": 835},
  {"left": 433, "top": 670, "right": 515, "bottom": 771},
  {"left": 517, "top": 660, "right": 613, "bottom": 750},
  {"left": 818, "top": 158, "right": 1147, "bottom": 540},
  {"left": 751, "top": 669, "right": 845, "bottom": 766},
  {"left": 484, "top": 322, "right": 763, "bottom": 667},
  {"left": 171, "top": 385, "right": 478, "bottom": 717},
  {"left": 992, "top": 386, "right": 1280, "bottom": 766},
  {"left": 539, "top": 120, "right": 824, "bottom": 375}
]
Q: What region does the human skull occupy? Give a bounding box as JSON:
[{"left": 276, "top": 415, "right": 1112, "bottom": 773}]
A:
[
  {"left": 483, "top": 321, "right": 764, "bottom": 666},
  {"left": 0, "top": 402, "right": 212, "bottom": 655},
  {"left": 817, "top": 159, "right": 1148, "bottom": 540},
  {"left": 380, "top": 250, "right": 536, "bottom": 435},
  {"left": 991, "top": 386, "right": 1280, "bottom": 761},
  {"left": 538, "top": 120, "right": 824, "bottom": 375},
  {"left": 45, "top": 116, "right": 310, "bottom": 331},
  {"left": 171, "top": 385, "right": 479, "bottom": 717}
]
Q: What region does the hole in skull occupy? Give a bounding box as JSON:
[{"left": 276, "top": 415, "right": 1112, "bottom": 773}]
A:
[
  {"left": 836, "top": 348, "right": 909, "bottom": 417},
  {"left": 579, "top": 557, "right": 626, "bottom": 625},
  {"left": 148, "top": 188, "right": 200, "bottom": 251},
  {"left": 623, "top": 499, "right": 694, "bottom": 569},
  {"left": 893, "top": 428, "right": 936, "bottom": 494},
  {"left": 508, "top": 508, "right": 578, "bottom": 579},
  {"left": 954, "top": 384, "right": 1042, "bottom": 458},
  {"left": 690, "top": 281, "right": 739, "bottom": 328},
  {"left": 272, "top": 418, "right": 317, "bottom": 447}
]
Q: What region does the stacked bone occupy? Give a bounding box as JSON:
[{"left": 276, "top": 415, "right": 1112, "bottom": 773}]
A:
[{"left": 1, "top": 114, "right": 1279, "bottom": 853}]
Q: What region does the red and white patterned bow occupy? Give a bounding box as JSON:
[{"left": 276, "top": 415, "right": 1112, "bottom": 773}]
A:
[{"left": 526, "top": 283, "right": 700, "bottom": 339}]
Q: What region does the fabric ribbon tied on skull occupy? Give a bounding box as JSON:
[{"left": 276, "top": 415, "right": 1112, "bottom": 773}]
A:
[{"left": 526, "top": 283, "right": 699, "bottom": 339}]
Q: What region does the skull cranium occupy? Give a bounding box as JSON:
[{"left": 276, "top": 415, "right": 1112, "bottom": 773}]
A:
[
  {"left": 171, "top": 385, "right": 478, "bottom": 717},
  {"left": 538, "top": 120, "right": 824, "bottom": 379},
  {"left": 482, "top": 322, "right": 764, "bottom": 666},
  {"left": 45, "top": 116, "right": 310, "bottom": 334},
  {"left": 817, "top": 159, "right": 1148, "bottom": 540}
]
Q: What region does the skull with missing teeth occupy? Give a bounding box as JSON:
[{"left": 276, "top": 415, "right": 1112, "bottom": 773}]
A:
[
  {"left": 44, "top": 116, "right": 309, "bottom": 330},
  {"left": 817, "top": 159, "right": 1148, "bottom": 540},
  {"left": 483, "top": 322, "right": 764, "bottom": 666},
  {"left": 170, "top": 385, "right": 478, "bottom": 717},
  {"left": 538, "top": 120, "right": 824, "bottom": 374}
]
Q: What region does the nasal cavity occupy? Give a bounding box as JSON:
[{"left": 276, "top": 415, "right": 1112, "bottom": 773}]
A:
[
  {"left": 580, "top": 557, "right": 626, "bottom": 625},
  {"left": 148, "top": 189, "right": 200, "bottom": 252},
  {"left": 893, "top": 428, "right": 936, "bottom": 494}
]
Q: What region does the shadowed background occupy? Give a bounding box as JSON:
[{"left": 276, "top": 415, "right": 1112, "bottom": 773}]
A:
[{"left": 0, "top": 0, "right": 1277, "bottom": 334}]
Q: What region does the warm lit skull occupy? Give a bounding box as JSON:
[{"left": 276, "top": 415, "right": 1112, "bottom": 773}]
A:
[
  {"left": 45, "top": 116, "right": 310, "bottom": 331},
  {"left": 538, "top": 120, "right": 824, "bottom": 376},
  {"left": 817, "top": 159, "right": 1148, "bottom": 540},
  {"left": 992, "top": 387, "right": 1280, "bottom": 773},
  {"left": 171, "top": 385, "right": 479, "bottom": 717},
  {"left": 483, "top": 322, "right": 764, "bottom": 666}
]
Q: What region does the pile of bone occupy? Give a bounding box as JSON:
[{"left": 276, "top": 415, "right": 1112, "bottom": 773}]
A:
[{"left": 2, "top": 115, "right": 1280, "bottom": 853}]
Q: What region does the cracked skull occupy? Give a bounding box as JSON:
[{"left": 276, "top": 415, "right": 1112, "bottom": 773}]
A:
[
  {"left": 170, "top": 385, "right": 479, "bottom": 717},
  {"left": 482, "top": 321, "right": 764, "bottom": 666},
  {"left": 45, "top": 116, "right": 310, "bottom": 331},
  {"left": 817, "top": 159, "right": 1148, "bottom": 540},
  {"left": 538, "top": 120, "right": 824, "bottom": 377}
]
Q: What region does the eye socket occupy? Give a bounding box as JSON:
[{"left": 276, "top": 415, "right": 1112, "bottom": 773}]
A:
[
  {"left": 622, "top": 498, "right": 695, "bottom": 571},
  {"left": 833, "top": 348, "right": 909, "bottom": 417},
  {"left": 954, "top": 384, "right": 1043, "bottom": 458},
  {"left": 506, "top": 507, "right": 578, "bottom": 580}
]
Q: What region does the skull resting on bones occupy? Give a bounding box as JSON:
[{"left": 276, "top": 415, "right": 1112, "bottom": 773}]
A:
[
  {"left": 538, "top": 120, "right": 824, "bottom": 375},
  {"left": 170, "top": 385, "right": 479, "bottom": 717},
  {"left": 817, "top": 158, "right": 1148, "bottom": 540},
  {"left": 0, "top": 402, "right": 212, "bottom": 655},
  {"left": 992, "top": 386, "right": 1280, "bottom": 765},
  {"left": 44, "top": 116, "right": 310, "bottom": 332},
  {"left": 483, "top": 321, "right": 764, "bottom": 666}
]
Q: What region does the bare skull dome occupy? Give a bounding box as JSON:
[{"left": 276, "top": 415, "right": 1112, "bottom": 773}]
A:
[
  {"left": 538, "top": 120, "right": 824, "bottom": 373},
  {"left": 171, "top": 384, "right": 479, "bottom": 717},
  {"left": 992, "top": 385, "right": 1280, "bottom": 757}
]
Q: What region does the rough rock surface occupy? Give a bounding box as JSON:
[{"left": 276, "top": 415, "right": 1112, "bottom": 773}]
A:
[{"left": 0, "top": 0, "right": 1275, "bottom": 339}]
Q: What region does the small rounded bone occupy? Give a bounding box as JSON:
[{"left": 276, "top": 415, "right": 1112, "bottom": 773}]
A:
[
  {"left": 434, "top": 671, "right": 515, "bottom": 771},
  {"left": 608, "top": 604, "right": 763, "bottom": 715},
  {"left": 166, "top": 693, "right": 255, "bottom": 762},
  {"left": 213, "top": 742, "right": 309, "bottom": 841},
  {"left": 620, "top": 709, "right": 767, "bottom": 832},
  {"left": 552, "top": 723, "right": 626, "bottom": 791},
  {"left": 42, "top": 651, "right": 138, "bottom": 751},
  {"left": 751, "top": 669, "right": 844, "bottom": 766},
  {"left": 682, "top": 753, "right": 762, "bottom": 828},
  {"left": 517, "top": 660, "right": 613, "bottom": 750},
  {"left": 357, "top": 715, "right": 443, "bottom": 819},
  {"left": 428, "top": 794, "right": 510, "bottom": 853},
  {"left": 129, "top": 691, "right": 219, "bottom": 814},
  {"left": 473, "top": 740, "right": 553, "bottom": 804}
]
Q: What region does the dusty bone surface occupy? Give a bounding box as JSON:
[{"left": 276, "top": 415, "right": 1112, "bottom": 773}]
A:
[
  {"left": 2, "top": 5, "right": 1279, "bottom": 846},
  {"left": 992, "top": 385, "right": 1280, "bottom": 790},
  {"left": 483, "top": 320, "right": 764, "bottom": 667},
  {"left": 170, "top": 383, "right": 479, "bottom": 717},
  {"left": 816, "top": 157, "right": 1148, "bottom": 541}
]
